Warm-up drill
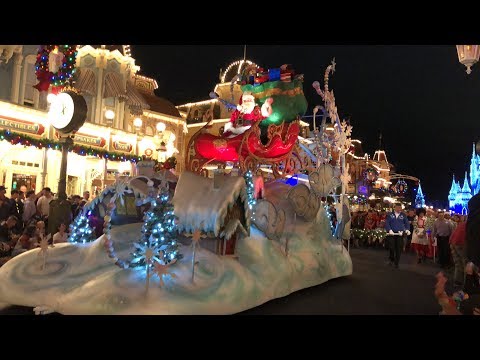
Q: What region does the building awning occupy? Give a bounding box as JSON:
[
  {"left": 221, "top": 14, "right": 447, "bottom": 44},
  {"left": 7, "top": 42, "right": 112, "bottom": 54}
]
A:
[
  {"left": 74, "top": 68, "right": 96, "bottom": 96},
  {"left": 103, "top": 72, "right": 127, "bottom": 101},
  {"left": 126, "top": 81, "right": 150, "bottom": 116}
]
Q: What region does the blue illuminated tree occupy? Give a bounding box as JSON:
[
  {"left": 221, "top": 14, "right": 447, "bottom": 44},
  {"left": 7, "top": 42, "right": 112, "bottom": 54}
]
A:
[
  {"left": 243, "top": 171, "right": 256, "bottom": 220},
  {"left": 415, "top": 183, "right": 426, "bottom": 209},
  {"left": 68, "top": 212, "right": 96, "bottom": 244},
  {"left": 130, "top": 187, "right": 181, "bottom": 269}
]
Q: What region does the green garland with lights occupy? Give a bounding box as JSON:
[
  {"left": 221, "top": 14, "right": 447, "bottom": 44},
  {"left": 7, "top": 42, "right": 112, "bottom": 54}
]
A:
[
  {"left": 35, "top": 45, "right": 77, "bottom": 92},
  {"left": 351, "top": 228, "right": 387, "bottom": 243},
  {"left": 0, "top": 129, "right": 142, "bottom": 163}
]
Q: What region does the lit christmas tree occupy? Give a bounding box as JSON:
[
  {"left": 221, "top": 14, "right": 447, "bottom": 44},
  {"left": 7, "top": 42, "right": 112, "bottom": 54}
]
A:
[
  {"left": 68, "top": 212, "right": 96, "bottom": 244},
  {"left": 243, "top": 171, "right": 256, "bottom": 219},
  {"left": 130, "top": 187, "right": 181, "bottom": 269},
  {"left": 415, "top": 183, "right": 426, "bottom": 208}
]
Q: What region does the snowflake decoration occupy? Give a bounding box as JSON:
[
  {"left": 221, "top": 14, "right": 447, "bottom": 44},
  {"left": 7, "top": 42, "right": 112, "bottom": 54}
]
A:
[
  {"left": 130, "top": 241, "right": 164, "bottom": 266},
  {"left": 38, "top": 234, "right": 51, "bottom": 255},
  {"left": 152, "top": 253, "right": 177, "bottom": 287},
  {"left": 334, "top": 121, "right": 353, "bottom": 155},
  {"left": 340, "top": 163, "right": 351, "bottom": 187},
  {"left": 112, "top": 176, "right": 132, "bottom": 206},
  {"left": 153, "top": 171, "right": 170, "bottom": 195},
  {"left": 38, "top": 233, "right": 51, "bottom": 270}
]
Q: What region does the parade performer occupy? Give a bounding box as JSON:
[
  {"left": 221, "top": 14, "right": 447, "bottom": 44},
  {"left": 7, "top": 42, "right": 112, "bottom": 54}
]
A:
[
  {"left": 385, "top": 203, "right": 411, "bottom": 268},
  {"left": 411, "top": 208, "right": 429, "bottom": 264},
  {"left": 222, "top": 91, "right": 273, "bottom": 138}
]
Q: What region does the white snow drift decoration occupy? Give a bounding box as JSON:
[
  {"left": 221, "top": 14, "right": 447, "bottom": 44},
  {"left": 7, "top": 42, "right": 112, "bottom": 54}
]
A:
[
  {"left": 172, "top": 172, "right": 249, "bottom": 237},
  {"left": 0, "top": 181, "right": 352, "bottom": 315}
]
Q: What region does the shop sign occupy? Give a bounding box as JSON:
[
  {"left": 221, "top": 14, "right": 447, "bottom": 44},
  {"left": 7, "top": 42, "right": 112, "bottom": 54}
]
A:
[
  {"left": 55, "top": 131, "right": 106, "bottom": 148},
  {"left": 112, "top": 140, "right": 133, "bottom": 153},
  {"left": 0, "top": 116, "right": 45, "bottom": 136},
  {"left": 73, "top": 132, "right": 106, "bottom": 148}
]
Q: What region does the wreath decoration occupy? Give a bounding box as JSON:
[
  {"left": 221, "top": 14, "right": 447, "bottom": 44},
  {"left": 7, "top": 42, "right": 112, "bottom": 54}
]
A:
[
  {"left": 395, "top": 179, "right": 408, "bottom": 194},
  {"left": 363, "top": 167, "right": 379, "bottom": 183},
  {"left": 34, "top": 45, "right": 77, "bottom": 92}
]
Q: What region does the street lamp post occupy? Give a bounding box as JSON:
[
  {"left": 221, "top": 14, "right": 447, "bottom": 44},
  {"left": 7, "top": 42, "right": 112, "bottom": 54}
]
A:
[
  {"left": 133, "top": 117, "right": 143, "bottom": 133},
  {"left": 47, "top": 90, "right": 87, "bottom": 236},
  {"left": 105, "top": 109, "right": 115, "bottom": 126}
]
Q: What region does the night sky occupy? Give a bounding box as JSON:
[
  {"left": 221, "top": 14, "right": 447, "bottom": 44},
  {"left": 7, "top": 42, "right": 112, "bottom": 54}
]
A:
[{"left": 131, "top": 45, "right": 480, "bottom": 204}]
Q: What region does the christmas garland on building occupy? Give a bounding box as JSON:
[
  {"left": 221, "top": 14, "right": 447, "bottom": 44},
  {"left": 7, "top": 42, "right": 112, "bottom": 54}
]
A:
[
  {"left": 34, "top": 45, "right": 77, "bottom": 92},
  {"left": 0, "top": 129, "right": 142, "bottom": 163}
]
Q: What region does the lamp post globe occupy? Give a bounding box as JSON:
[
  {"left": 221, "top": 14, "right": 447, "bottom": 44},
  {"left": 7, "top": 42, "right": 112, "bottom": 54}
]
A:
[{"left": 456, "top": 45, "right": 480, "bottom": 74}]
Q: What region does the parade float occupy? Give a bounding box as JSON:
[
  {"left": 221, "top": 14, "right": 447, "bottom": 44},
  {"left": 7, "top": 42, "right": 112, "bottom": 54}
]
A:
[{"left": 0, "top": 61, "right": 353, "bottom": 315}]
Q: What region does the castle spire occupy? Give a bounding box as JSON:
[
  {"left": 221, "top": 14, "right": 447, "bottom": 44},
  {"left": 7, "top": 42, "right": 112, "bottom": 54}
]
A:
[
  {"left": 451, "top": 174, "right": 457, "bottom": 190},
  {"left": 462, "top": 171, "right": 471, "bottom": 193},
  {"left": 448, "top": 174, "right": 458, "bottom": 210}
]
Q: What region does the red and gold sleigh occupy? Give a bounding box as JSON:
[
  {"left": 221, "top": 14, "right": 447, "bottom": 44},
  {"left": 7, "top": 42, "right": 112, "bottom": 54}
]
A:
[{"left": 185, "top": 120, "right": 303, "bottom": 179}]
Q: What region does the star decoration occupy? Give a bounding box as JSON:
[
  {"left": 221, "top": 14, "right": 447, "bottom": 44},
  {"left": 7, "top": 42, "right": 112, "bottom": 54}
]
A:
[
  {"left": 340, "top": 163, "right": 351, "bottom": 187},
  {"left": 152, "top": 255, "right": 177, "bottom": 287},
  {"left": 38, "top": 234, "right": 51, "bottom": 255},
  {"left": 192, "top": 229, "right": 205, "bottom": 245}
]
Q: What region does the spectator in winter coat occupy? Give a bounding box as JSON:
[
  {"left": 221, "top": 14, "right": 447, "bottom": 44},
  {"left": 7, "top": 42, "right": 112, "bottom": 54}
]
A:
[
  {"left": 22, "top": 190, "right": 37, "bottom": 226},
  {"left": 450, "top": 220, "right": 467, "bottom": 286},
  {"left": 466, "top": 193, "right": 480, "bottom": 267},
  {"left": 0, "top": 185, "right": 10, "bottom": 222},
  {"left": 433, "top": 212, "right": 454, "bottom": 269},
  {"left": 36, "top": 187, "right": 53, "bottom": 219}
]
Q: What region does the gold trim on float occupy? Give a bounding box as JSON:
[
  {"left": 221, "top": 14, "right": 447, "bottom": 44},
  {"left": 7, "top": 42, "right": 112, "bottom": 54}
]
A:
[{"left": 252, "top": 87, "right": 304, "bottom": 99}]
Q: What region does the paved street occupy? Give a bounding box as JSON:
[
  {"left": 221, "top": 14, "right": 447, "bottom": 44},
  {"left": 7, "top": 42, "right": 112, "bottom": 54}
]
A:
[
  {"left": 242, "top": 248, "right": 444, "bottom": 315},
  {"left": 0, "top": 247, "right": 445, "bottom": 315}
]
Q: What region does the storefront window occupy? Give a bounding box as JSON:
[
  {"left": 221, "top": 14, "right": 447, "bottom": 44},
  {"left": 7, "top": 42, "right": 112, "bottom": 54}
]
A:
[
  {"left": 24, "top": 62, "right": 36, "bottom": 106},
  {"left": 67, "top": 175, "right": 79, "bottom": 196},
  {"left": 12, "top": 173, "right": 36, "bottom": 191}
]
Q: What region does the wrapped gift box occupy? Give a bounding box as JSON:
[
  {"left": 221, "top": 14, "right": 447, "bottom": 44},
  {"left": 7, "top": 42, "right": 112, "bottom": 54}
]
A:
[
  {"left": 280, "top": 72, "right": 292, "bottom": 82},
  {"left": 268, "top": 68, "right": 281, "bottom": 81}
]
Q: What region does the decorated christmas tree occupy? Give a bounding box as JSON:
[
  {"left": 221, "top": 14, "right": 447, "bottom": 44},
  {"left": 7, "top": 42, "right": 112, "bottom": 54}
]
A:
[
  {"left": 130, "top": 187, "right": 181, "bottom": 268},
  {"left": 415, "top": 183, "right": 426, "bottom": 208},
  {"left": 68, "top": 212, "right": 96, "bottom": 244},
  {"left": 244, "top": 171, "right": 256, "bottom": 211}
]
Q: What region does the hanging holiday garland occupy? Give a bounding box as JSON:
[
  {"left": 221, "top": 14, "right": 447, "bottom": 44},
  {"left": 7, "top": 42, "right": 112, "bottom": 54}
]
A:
[
  {"left": 154, "top": 156, "right": 177, "bottom": 172},
  {"left": 362, "top": 167, "right": 379, "bottom": 183},
  {"left": 0, "top": 129, "right": 142, "bottom": 163},
  {"left": 395, "top": 179, "right": 408, "bottom": 195},
  {"left": 34, "top": 45, "right": 77, "bottom": 92}
]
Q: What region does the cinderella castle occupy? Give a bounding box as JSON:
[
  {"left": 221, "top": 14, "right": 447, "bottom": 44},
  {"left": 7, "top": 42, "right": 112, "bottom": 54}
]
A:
[{"left": 448, "top": 143, "right": 480, "bottom": 214}]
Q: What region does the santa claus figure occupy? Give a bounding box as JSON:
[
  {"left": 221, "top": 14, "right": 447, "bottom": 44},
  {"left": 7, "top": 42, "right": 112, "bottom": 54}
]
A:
[{"left": 223, "top": 91, "right": 273, "bottom": 138}]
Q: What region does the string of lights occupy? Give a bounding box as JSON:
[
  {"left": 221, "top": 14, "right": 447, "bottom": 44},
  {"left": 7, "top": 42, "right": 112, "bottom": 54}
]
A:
[
  {"left": 68, "top": 212, "right": 95, "bottom": 244},
  {"left": 35, "top": 45, "right": 77, "bottom": 91},
  {"left": 244, "top": 171, "right": 257, "bottom": 221}
]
